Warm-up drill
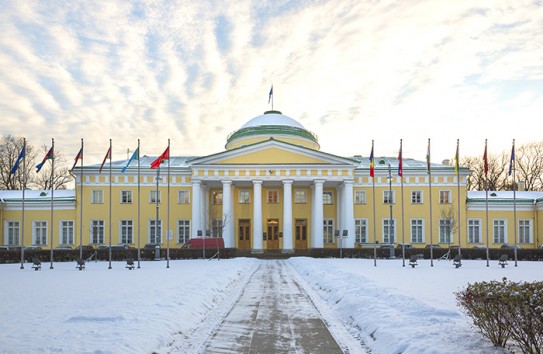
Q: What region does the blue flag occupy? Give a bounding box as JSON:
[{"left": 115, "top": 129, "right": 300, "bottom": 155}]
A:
[
  {"left": 10, "top": 146, "right": 25, "bottom": 175},
  {"left": 508, "top": 143, "right": 515, "bottom": 176},
  {"left": 121, "top": 147, "right": 139, "bottom": 173}
]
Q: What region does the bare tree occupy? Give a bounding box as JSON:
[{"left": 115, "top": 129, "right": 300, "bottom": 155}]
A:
[
  {"left": 439, "top": 205, "right": 459, "bottom": 246},
  {"left": 0, "top": 135, "right": 38, "bottom": 190},
  {"left": 516, "top": 141, "right": 543, "bottom": 191},
  {"left": 463, "top": 152, "right": 509, "bottom": 191},
  {"left": 31, "top": 145, "right": 73, "bottom": 190}
]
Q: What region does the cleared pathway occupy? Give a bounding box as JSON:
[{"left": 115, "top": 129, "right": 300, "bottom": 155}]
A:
[{"left": 204, "top": 260, "right": 344, "bottom": 354}]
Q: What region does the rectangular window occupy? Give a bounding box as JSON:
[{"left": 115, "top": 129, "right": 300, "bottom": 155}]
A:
[
  {"left": 411, "top": 219, "right": 424, "bottom": 243},
  {"left": 383, "top": 218, "right": 396, "bottom": 244},
  {"left": 238, "top": 190, "right": 250, "bottom": 204},
  {"left": 212, "top": 219, "right": 223, "bottom": 238},
  {"left": 91, "top": 220, "right": 105, "bottom": 244},
  {"left": 323, "top": 219, "right": 334, "bottom": 244},
  {"left": 411, "top": 191, "right": 423, "bottom": 204},
  {"left": 212, "top": 191, "right": 223, "bottom": 205},
  {"left": 178, "top": 190, "right": 190, "bottom": 204},
  {"left": 355, "top": 219, "right": 368, "bottom": 243},
  {"left": 267, "top": 190, "right": 279, "bottom": 204},
  {"left": 92, "top": 190, "right": 103, "bottom": 204},
  {"left": 149, "top": 220, "right": 162, "bottom": 244},
  {"left": 518, "top": 220, "right": 532, "bottom": 244},
  {"left": 33, "top": 221, "right": 47, "bottom": 245},
  {"left": 177, "top": 219, "right": 191, "bottom": 244},
  {"left": 60, "top": 220, "right": 74, "bottom": 245},
  {"left": 439, "top": 190, "right": 451, "bottom": 204},
  {"left": 121, "top": 190, "right": 132, "bottom": 204},
  {"left": 150, "top": 190, "right": 161, "bottom": 203},
  {"left": 439, "top": 219, "right": 453, "bottom": 243},
  {"left": 6, "top": 221, "right": 20, "bottom": 246},
  {"left": 493, "top": 219, "right": 506, "bottom": 244},
  {"left": 323, "top": 191, "right": 333, "bottom": 205},
  {"left": 295, "top": 189, "right": 307, "bottom": 204},
  {"left": 383, "top": 190, "right": 395, "bottom": 204},
  {"left": 120, "top": 220, "right": 133, "bottom": 244},
  {"left": 354, "top": 190, "right": 366, "bottom": 204},
  {"left": 468, "top": 219, "right": 481, "bottom": 243}
]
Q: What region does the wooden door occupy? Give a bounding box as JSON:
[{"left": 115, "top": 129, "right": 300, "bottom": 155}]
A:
[
  {"left": 266, "top": 219, "right": 279, "bottom": 249},
  {"left": 238, "top": 219, "right": 251, "bottom": 250},
  {"left": 295, "top": 219, "right": 308, "bottom": 249}
]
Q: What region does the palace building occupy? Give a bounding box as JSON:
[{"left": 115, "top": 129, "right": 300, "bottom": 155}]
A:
[{"left": 1, "top": 110, "right": 542, "bottom": 251}]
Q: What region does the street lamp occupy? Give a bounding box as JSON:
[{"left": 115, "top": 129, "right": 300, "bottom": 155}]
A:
[{"left": 387, "top": 164, "right": 395, "bottom": 259}]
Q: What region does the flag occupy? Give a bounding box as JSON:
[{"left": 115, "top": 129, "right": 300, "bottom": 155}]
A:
[
  {"left": 369, "top": 142, "right": 375, "bottom": 178},
  {"left": 36, "top": 147, "right": 54, "bottom": 173},
  {"left": 398, "top": 140, "right": 403, "bottom": 177},
  {"left": 99, "top": 147, "right": 111, "bottom": 173},
  {"left": 122, "top": 147, "right": 139, "bottom": 173},
  {"left": 426, "top": 139, "right": 431, "bottom": 175},
  {"left": 71, "top": 147, "right": 83, "bottom": 170},
  {"left": 454, "top": 140, "right": 459, "bottom": 175},
  {"left": 483, "top": 140, "right": 488, "bottom": 176},
  {"left": 268, "top": 85, "right": 273, "bottom": 104},
  {"left": 508, "top": 141, "right": 515, "bottom": 176},
  {"left": 10, "top": 146, "right": 25, "bottom": 175},
  {"left": 150, "top": 146, "right": 169, "bottom": 169}
]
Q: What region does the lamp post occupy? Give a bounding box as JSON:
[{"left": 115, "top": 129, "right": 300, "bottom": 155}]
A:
[{"left": 388, "top": 164, "right": 395, "bottom": 259}]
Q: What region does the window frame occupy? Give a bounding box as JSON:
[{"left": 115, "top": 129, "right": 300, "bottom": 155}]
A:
[
  {"left": 439, "top": 190, "right": 451, "bottom": 204},
  {"left": 382, "top": 218, "right": 396, "bottom": 244},
  {"left": 323, "top": 191, "right": 333, "bottom": 205},
  {"left": 33, "top": 220, "right": 48, "bottom": 246},
  {"left": 383, "top": 190, "right": 395, "bottom": 204},
  {"left": 354, "top": 190, "right": 366, "bottom": 205},
  {"left": 177, "top": 219, "right": 191, "bottom": 244},
  {"left": 212, "top": 191, "right": 223, "bottom": 205},
  {"left": 411, "top": 190, "right": 423, "bottom": 204},
  {"left": 410, "top": 218, "right": 424, "bottom": 243},
  {"left": 178, "top": 190, "right": 190, "bottom": 204},
  {"left": 120, "top": 190, "right": 133, "bottom": 204},
  {"left": 238, "top": 190, "right": 250, "bottom": 204},
  {"left": 439, "top": 218, "right": 453, "bottom": 244},
  {"left": 150, "top": 190, "right": 161, "bottom": 204},
  {"left": 518, "top": 219, "right": 532, "bottom": 244},
  {"left": 60, "top": 220, "right": 74, "bottom": 245},
  {"left": 294, "top": 189, "right": 307, "bottom": 204},
  {"left": 92, "top": 190, "right": 104, "bottom": 204},
  {"left": 267, "top": 190, "right": 279, "bottom": 204},
  {"left": 149, "top": 219, "right": 162, "bottom": 244},
  {"left": 355, "top": 218, "right": 368, "bottom": 243},
  {"left": 467, "top": 218, "right": 482, "bottom": 244},
  {"left": 91, "top": 220, "right": 105, "bottom": 244},
  {"left": 323, "top": 218, "right": 334, "bottom": 244},
  {"left": 493, "top": 219, "right": 507, "bottom": 244},
  {"left": 6, "top": 221, "right": 20, "bottom": 246},
  {"left": 120, "top": 220, "right": 133, "bottom": 244}
]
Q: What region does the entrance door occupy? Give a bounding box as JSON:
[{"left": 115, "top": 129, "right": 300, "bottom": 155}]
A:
[
  {"left": 295, "top": 219, "right": 308, "bottom": 249},
  {"left": 266, "top": 219, "right": 279, "bottom": 249},
  {"left": 238, "top": 219, "right": 251, "bottom": 250}
]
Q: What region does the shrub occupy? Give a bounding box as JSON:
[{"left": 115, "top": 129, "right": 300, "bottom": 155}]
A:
[{"left": 455, "top": 278, "right": 543, "bottom": 353}]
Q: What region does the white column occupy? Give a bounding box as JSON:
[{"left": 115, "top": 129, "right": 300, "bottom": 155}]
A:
[
  {"left": 191, "top": 180, "right": 201, "bottom": 238},
  {"left": 314, "top": 179, "right": 325, "bottom": 248},
  {"left": 222, "top": 180, "right": 233, "bottom": 247},
  {"left": 282, "top": 180, "right": 294, "bottom": 253},
  {"left": 252, "top": 180, "right": 263, "bottom": 253},
  {"left": 200, "top": 186, "right": 206, "bottom": 234},
  {"left": 343, "top": 179, "right": 355, "bottom": 248}
]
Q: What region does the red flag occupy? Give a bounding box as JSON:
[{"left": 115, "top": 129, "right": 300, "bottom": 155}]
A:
[
  {"left": 99, "top": 147, "right": 111, "bottom": 173},
  {"left": 483, "top": 140, "right": 488, "bottom": 176},
  {"left": 398, "top": 139, "right": 403, "bottom": 177},
  {"left": 151, "top": 146, "right": 169, "bottom": 169}
]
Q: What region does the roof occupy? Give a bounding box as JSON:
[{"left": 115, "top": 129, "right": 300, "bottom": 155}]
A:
[
  {"left": 0, "top": 190, "right": 75, "bottom": 202},
  {"left": 240, "top": 110, "right": 306, "bottom": 129},
  {"left": 468, "top": 191, "right": 543, "bottom": 201}
]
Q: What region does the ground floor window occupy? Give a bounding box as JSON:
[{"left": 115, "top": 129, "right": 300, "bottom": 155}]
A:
[
  {"left": 382, "top": 218, "right": 395, "bottom": 244},
  {"left": 91, "top": 220, "right": 104, "bottom": 244},
  {"left": 178, "top": 219, "right": 190, "bottom": 244},
  {"left": 149, "top": 220, "right": 162, "bottom": 244},
  {"left": 468, "top": 219, "right": 481, "bottom": 243},
  {"left": 33, "top": 221, "right": 47, "bottom": 245},
  {"left": 518, "top": 219, "right": 532, "bottom": 244},
  {"left": 120, "top": 220, "right": 133, "bottom": 244},
  {"left": 355, "top": 219, "right": 367, "bottom": 243},
  {"left": 323, "top": 219, "right": 334, "bottom": 244},
  {"left": 439, "top": 219, "right": 453, "bottom": 244},
  {"left": 6, "top": 221, "right": 20, "bottom": 246},
  {"left": 411, "top": 219, "right": 424, "bottom": 243},
  {"left": 493, "top": 219, "right": 506, "bottom": 244},
  {"left": 212, "top": 219, "right": 223, "bottom": 238},
  {"left": 60, "top": 220, "right": 74, "bottom": 245}
]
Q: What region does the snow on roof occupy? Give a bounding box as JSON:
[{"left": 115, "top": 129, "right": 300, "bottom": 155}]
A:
[
  {"left": 468, "top": 191, "right": 543, "bottom": 201},
  {"left": 241, "top": 111, "right": 306, "bottom": 130},
  {"left": 0, "top": 189, "right": 75, "bottom": 201}
]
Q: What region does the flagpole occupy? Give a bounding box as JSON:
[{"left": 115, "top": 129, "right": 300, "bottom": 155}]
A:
[
  {"left": 484, "top": 139, "right": 490, "bottom": 267},
  {"left": 428, "top": 138, "right": 434, "bottom": 267},
  {"left": 137, "top": 139, "right": 141, "bottom": 269},
  {"left": 79, "top": 138, "right": 84, "bottom": 260},
  {"left": 20, "top": 138, "right": 26, "bottom": 269},
  {"left": 456, "top": 139, "right": 461, "bottom": 257},
  {"left": 400, "top": 139, "right": 405, "bottom": 267},
  {"left": 166, "top": 139, "right": 170, "bottom": 269},
  {"left": 512, "top": 139, "right": 517, "bottom": 267},
  {"left": 371, "top": 140, "right": 377, "bottom": 267},
  {"left": 108, "top": 139, "right": 112, "bottom": 269},
  {"left": 50, "top": 138, "right": 55, "bottom": 269}
]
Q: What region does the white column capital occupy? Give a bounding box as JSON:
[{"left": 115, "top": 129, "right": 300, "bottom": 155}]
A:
[
  {"left": 221, "top": 180, "right": 232, "bottom": 185},
  {"left": 252, "top": 179, "right": 263, "bottom": 185},
  {"left": 282, "top": 179, "right": 294, "bottom": 185},
  {"left": 314, "top": 179, "right": 325, "bottom": 185}
]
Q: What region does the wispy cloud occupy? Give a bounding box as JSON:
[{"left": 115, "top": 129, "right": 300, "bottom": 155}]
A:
[{"left": 0, "top": 0, "right": 542, "bottom": 165}]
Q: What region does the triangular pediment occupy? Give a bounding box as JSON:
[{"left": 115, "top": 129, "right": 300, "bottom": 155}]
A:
[{"left": 189, "top": 139, "right": 356, "bottom": 166}]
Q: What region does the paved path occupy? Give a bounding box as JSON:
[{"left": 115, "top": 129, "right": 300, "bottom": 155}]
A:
[{"left": 204, "top": 260, "right": 344, "bottom": 354}]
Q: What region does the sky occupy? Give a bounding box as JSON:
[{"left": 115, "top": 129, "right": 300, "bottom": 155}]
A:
[{"left": 1, "top": 0, "right": 542, "bottom": 167}]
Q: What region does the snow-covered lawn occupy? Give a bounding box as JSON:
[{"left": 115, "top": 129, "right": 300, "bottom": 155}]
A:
[{"left": 0, "top": 257, "right": 541, "bottom": 353}]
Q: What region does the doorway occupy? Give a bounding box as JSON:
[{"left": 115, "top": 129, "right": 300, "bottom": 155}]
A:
[
  {"left": 266, "top": 219, "right": 279, "bottom": 249},
  {"left": 295, "top": 219, "right": 308, "bottom": 249},
  {"left": 238, "top": 219, "right": 251, "bottom": 249}
]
